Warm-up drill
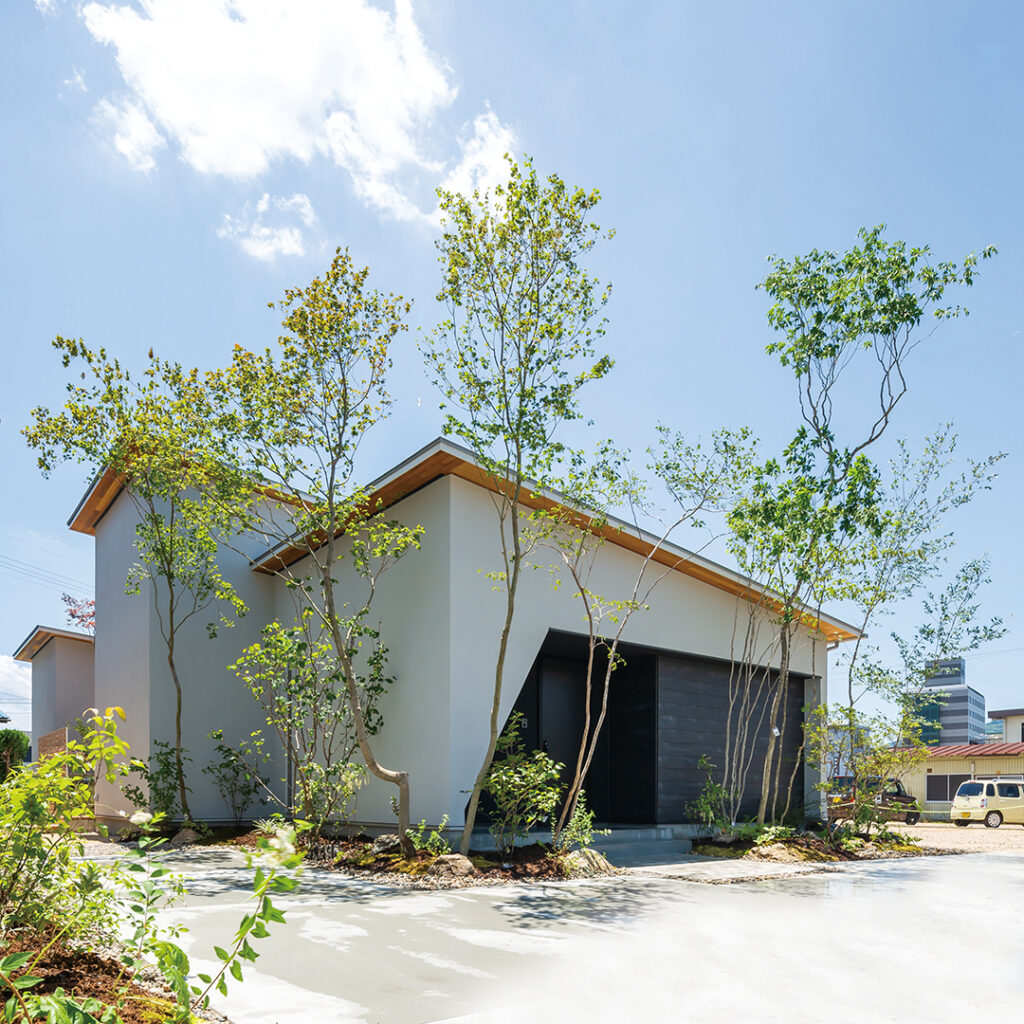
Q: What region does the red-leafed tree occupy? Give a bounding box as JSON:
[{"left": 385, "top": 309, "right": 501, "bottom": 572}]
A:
[{"left": 62, "top": 593, "right": 95, "bottom": 634}]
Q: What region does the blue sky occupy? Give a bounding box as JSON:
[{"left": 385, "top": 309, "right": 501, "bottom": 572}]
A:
[{"left": 2, "top": 1, "right": 1022, "bottom": 733}]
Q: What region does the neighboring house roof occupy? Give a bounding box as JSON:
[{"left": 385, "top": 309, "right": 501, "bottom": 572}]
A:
[
  {"left": 13, "top": 625, "right": 95, "bottom": 662},
  {"left": 926, "top": 743, "right": 1024, "bottom": 757},
  {"left": 988, "top": 708, "right": 1024, "bottom": 720},
  {"left": 64, "top": 436, "right": 862, "bottom": 644},
  {"left": 0, "top": 710, "right": 10, "bottom": 724}
]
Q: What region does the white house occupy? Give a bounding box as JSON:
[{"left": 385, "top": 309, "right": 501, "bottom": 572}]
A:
[{"left": 14, "top": 438, "right": 858, "bottom": 827}]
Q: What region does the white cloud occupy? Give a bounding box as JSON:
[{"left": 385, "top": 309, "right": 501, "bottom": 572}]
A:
[
  {"left": 75, "top": 0, "right": 513, "bottom": 222},
  {"left": 0, "top": 655, "right": 32, "bottom": 734},
  {"left": 437, "top": 109, "right": 517, "bottom": 206},
  {"left": 34, "top": 0, "right": 59, "bottom": 14},
  {"left": 217, "top": 192, "right": 317, "bottom": 260},
  {"left": 96, "top": 96, "right": 165, "bottom": 172}
]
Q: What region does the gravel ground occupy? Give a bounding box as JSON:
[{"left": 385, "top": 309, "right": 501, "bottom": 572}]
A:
[{"left": 890, "top": 819, "right": 1024, "bottom": 852}]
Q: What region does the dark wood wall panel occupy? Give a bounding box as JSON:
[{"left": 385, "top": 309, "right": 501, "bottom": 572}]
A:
[{"left": 656, "top": 653, "right": 806, "bottom": 823}]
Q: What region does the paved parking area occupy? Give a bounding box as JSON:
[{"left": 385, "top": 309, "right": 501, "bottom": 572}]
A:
[
  {"left": 890, "top": 819, "right": 1024, "bottom": 852},
  {"left": 142, "top": 847, "right": 1024, "bottom": 1024}
]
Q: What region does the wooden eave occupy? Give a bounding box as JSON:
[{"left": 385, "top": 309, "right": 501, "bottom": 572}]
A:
[
  {"left": 251, "top": 439, "right": 861, "bottom": 645},
  {"left": 13, "top": 625, "right": 95, "bottom": 663},
  {"left": 68, "top": 466, "right": 125, "bottom": 535}
]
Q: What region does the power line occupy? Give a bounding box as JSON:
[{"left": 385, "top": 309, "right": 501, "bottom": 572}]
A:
[
  {"left": 0, "top": 554, "right": 93, "bottom": 597},
  {"left": 0, "top": 528, "right": 92, "bottom": 573}
]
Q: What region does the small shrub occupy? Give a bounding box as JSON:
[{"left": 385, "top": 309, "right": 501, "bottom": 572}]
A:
[
  {"left": 0, "top": 729, "right": 29, "bottom": 783},
  {"left": 552, "top": 790, "right": 609, "bottom": 855},
  {"left": 752, "top": 824, "right": 796, "bottom": 847},
  {"left": 483, "top": 712, "right": 563, "bottom": 859},
  {"left": 203, "top": 729, "right": 267, "bottom": 826},
  {"left": 123, "top": 740, "right": 191, "bottom": 821},
  {"left": 0, "top": 709, "right": 128, "bottom": 941},
  {"left": 685, "top": 754, "right": 727, "bottom": 830},
  {"left": 409, "top": 815, "right": 451, "bottom": 856}
]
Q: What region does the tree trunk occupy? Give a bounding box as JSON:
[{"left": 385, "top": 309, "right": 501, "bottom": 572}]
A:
[
  {"left": 166, "top": 643, "right": 193, "bottom": 823},
  {"left": 459, "top": 575, "right": 518, "bottom": 856},
  {"left": 757, "top": 625, "right": 790, "bottom": 825}
]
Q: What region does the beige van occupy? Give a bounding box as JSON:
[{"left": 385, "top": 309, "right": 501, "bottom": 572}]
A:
[{"left": 950, "top": 776, "right": 1024, "bottom": 828}]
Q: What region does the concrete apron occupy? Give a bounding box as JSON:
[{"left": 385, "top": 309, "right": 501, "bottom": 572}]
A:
[{"left": 134, "top": 848, "right": 1024, "bottom": 1024}]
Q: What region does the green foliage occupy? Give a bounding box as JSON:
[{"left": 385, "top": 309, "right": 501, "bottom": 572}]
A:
[
  {"left": 408, "top": 815, "right": 451, "bottom": 857},
  {"left": 203, "top": 247, "right": 419, "bottom": 847},
  {"left": 0, "top": 731, "right": 30, "bottom": 784},
  {"left": 752, "top": 824, "right": 796, "bottom": 846},
  {"left": 550, "top": 790, "right": 607, "bottom": 855},
  {"left": 122, "top": 741, "right": 190, "bottom": 821},
  {"left": 424, "top": 154, "right": 614, "bottom": 854},
  {"left": 482, "top": 712, "right": 564, "bottom": 859},
  {"left": 202, "top": 730, "right": 266, "bottom": 826},
  {"left": 0, "top": 709, "right": 128, "bottom": 940},
  {"left": 231, "top": 613, "right": 387, "bottom": 839},
  {"left": 24, "top": 341, "right": 251, "bottom": 825},
  {"left": 425, "top": 153, "right": 613, "bottom": 478},
  {"left": 685, "top": 755, "right": 728, "bottom": 831}
]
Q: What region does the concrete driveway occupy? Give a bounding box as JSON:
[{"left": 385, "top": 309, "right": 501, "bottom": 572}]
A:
[{"left": 143, "top": 848, "right": 1024, "bottom": 1024}]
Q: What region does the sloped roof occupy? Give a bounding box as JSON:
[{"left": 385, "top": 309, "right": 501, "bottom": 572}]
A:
[
  {"left": 63, "top": 437, "right": 862, "bottom": 643},
  {"left": 250, "top": 438, "right": 862, "bottom": 643},
  {"left": 13, "top": 625, "right": 95, "bottom": 662},
  {"left": 926, "top": 743, "right": 1024, "bottom": 758}
]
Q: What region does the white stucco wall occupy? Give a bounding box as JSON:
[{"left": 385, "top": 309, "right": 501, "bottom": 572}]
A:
[
  {"left": 94, "top": 488, "right": 282, "bottom": 820},
  {"left": 276, "top": 476, "right": 454, "bottom": 828},
  {"left": 444, "top": 476, "right": 826, "bottom": 827},
  {"left": 30, "top": 642, "right": 57, "bottom": 751},
  {"left": 54, "top": 637, "right": 95, "bottom": 734},
  {"left": 87, "top": 466, "right": 830, "bottom": 828}
]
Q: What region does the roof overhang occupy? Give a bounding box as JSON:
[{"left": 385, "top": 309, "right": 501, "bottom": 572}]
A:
[
  {"left": 68, "top": 466, "right": 125, "bottom": 535},
  {"left": 988, "top": 708, "right": 1024, "bottom": 720},
  {"left": 252, "top": 437, "right": 862, "bottom": 644},
  {"left": 13, "top": 625, "right": 95, "bottom": 662}
]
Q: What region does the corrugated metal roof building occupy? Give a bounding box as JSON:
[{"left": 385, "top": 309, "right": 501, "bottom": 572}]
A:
[{"left": 902, "top": 743, "right": 1024, "bottom": 820}]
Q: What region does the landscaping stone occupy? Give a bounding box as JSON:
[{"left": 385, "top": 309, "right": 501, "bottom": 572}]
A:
[
  {"left": 563, "top": 848, "right": 615, "bottom": 877},
  {"left": 427, "top": 853, "right": 477, "bottom": 877},
  {"left": 370, "top": 833, "right": 403, "bottom": 856},
  {"left": 170, "top": 827, "right": 201, "bottom": 847}
]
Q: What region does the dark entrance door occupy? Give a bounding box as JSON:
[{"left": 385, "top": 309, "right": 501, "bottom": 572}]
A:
[{"left": 538, "top": 656, "right": 612, "bottom": 820}]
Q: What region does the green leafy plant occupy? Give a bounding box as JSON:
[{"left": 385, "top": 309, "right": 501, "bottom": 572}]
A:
[
  {"left": 203, "top": 730, "right": 266, "bottom": 826},
  {"left": 482, "top": 712, "right": 564, "bottom": 859},
  {"left": 551, "top": 790, "right": 608, "bottom": 855},
  {"left": 122, "top": 740, "right": 191, "bottom": 822},
  {"left": 0, "top": 708, "right": 128, "bottom": 941},
  {"left": 752, "top": 824, "right": 796, "bottom": 846},
  {"left": 408, "top": 815, "right": 452, "bottom": 857},
  {"left": 231, "top": 614, "right": 380, "bottom": 841},
  {"left": 0, "top": 730, "right": 30, "bottom": 784},
  {"left": 685, "top": 755, "right": 727, "bottom": 831}
]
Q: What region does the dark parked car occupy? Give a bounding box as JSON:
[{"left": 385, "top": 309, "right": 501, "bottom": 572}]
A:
[{"left": 827, "top": 776, "right": 921, "bottom": 825}]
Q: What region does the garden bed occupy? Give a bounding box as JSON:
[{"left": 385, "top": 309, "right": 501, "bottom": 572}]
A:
[
  {"left": 693, "top": 831, "right": 926, "bottom": 864},
  {"left": 2, "top": 929, "right": 230, "bottom": 1024}
]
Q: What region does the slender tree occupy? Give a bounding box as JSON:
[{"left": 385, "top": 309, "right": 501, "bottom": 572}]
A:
[
  {"left": 207, "top": 248, "right": 421, "bottom": 851},
  {"left": 424, "top": 155, "right": 614, "bottom": 855},
  {"left": 25, "top": 345, "right": 244, "bottom": 822},
  {"left": 728, "top": 226, "right": 996, "bottom": 823}
]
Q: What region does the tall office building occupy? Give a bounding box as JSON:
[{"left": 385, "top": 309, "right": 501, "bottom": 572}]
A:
[{"left": 920, "top": 658, "right": 986, "bottom": 745}]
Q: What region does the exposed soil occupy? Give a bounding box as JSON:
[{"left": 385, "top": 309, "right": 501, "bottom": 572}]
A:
[
  {"left": 1, "top": 929, "right": 228, "bottom": 1024},
  {"left": 694, "top": 833, "right": 926, "bottom": 864},
  {"left": 318, "top": 837, "right": 568, "bottom": 883}
]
